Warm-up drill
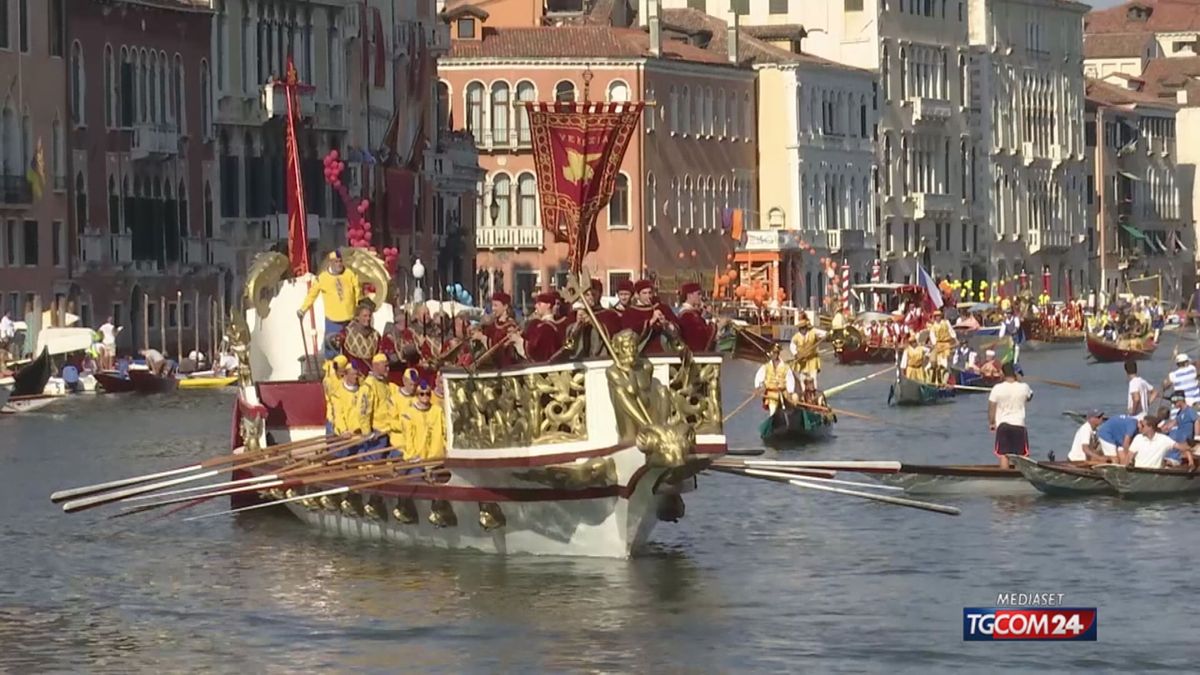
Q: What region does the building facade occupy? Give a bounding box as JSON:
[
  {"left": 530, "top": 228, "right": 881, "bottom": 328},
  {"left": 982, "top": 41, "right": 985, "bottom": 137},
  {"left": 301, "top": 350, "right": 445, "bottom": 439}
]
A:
[
  {"left": 660, "top": 0, "right": 975, "bottom": 285},
  {"left": 0, "top": 0, "right": 70, "bottom": 320},
  {"left": 1086, "top": 78, "right": 1186, "bottom": 299},
  {"left": 438, "top": 1, "right": 757, "bottom": 310},
  {"left": 968, "top": 0, "right": 1090, "bottom": 298},
  {"left": 66, "top": 0, "right": 224, "bottom": 354}
]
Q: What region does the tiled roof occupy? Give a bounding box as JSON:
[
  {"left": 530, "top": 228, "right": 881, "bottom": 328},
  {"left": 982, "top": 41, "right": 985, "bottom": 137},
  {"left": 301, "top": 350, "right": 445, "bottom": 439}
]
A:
[
  {"left": 446, "top": 25, "right": 731, "bottom": 65},
  {"left": 1139, "top": 55, "right": 1200, "bottom": 97},
  {"left": 741, "top": 24, "right": 808, "bottom": 41},
  {"left": 1083, "top": 32, "right": 1154, "bottom": 58},
  {"left": 1086, "top": 76, "right": 1179, "bottom": 108},
  {"left": 1085, "top": 0, "right": 1200, "bottom": 34},
  {"left": 659, "top": 8, "right": 862, "bottom": 70}
]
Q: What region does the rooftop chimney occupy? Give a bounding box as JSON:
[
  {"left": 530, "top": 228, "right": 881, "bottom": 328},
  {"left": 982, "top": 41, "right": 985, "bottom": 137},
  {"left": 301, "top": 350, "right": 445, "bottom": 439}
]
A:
[
  {"left": 649, "top": 0, "right": 661, "bottom": 57},
  {"left": 727, "top": 10, "right": 739, "bottom": 64}
]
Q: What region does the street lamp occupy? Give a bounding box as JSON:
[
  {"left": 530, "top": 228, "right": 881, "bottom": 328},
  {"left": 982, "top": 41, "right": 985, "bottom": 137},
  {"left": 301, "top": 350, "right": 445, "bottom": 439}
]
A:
[
  {"left": 489, "top": 185, "right": 501, "bottom": 226},
  {"left": 412, "top": 258, "right": 426, "bottom": 303}
]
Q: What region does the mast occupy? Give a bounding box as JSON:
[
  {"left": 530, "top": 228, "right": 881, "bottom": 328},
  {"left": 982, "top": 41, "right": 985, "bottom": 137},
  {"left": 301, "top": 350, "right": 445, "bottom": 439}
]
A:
[{"left": 1095, "top": 106, "right": 1107, "bottom": 300}]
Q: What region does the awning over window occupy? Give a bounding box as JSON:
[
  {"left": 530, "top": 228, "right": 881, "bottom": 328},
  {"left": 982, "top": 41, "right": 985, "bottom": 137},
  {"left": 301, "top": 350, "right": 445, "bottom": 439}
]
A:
[
  {"left": 1121, "top": 224, "right": 1147, "bottom": 240},
  {"left": 1117, "top": 170, "right": 1143, "bottom": 182}
]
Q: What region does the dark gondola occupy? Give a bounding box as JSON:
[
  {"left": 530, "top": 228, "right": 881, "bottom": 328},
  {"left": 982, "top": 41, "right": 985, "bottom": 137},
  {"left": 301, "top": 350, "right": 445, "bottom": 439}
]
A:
[{"left": 12, "top": 348, "right": 52, "bottom": 397}]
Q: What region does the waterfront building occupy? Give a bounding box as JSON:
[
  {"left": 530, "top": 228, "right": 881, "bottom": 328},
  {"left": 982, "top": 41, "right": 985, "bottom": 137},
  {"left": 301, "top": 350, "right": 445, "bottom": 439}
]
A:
[
  {"left": 1085, "top": 78, "right": 1187, "bottom": 298},
  {"left": 66, "top": 0, "right": 224, "bottom": 354},
  {"left": 967, "top": 0, "right": 1090, "bottom": 298},
  {"left": 0, "top": 0, "right": 71, "bottom": 320},
  {"left": 437, "top": 0, "right": 757, "bottom": 309}
]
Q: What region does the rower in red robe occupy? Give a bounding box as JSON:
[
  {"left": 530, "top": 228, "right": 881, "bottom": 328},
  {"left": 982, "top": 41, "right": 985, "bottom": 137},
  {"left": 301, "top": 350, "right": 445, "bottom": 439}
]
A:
[
  {"left": 620, "top": 279, "right": 679, "bottom": 354},
  {"left": 520, "top": 292, "right": 565, "bottom": 363},
  {"left": 676, "top": 282, "right": 718, "bottom": 352},
  {"left": 482, "top": 291, "right": 522, "bottom": 368},
  {"left": 613, "top": 279, "right": 634, "bottom": 316},
  {"left": 566, "top": 278, "right": 622, "bottom": 358}
]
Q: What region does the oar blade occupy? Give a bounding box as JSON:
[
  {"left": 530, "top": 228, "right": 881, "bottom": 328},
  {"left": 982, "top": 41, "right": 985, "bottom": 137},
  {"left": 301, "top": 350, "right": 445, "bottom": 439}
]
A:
[{"left": 50, "top": 465, "right": 202, "bottom": 503}]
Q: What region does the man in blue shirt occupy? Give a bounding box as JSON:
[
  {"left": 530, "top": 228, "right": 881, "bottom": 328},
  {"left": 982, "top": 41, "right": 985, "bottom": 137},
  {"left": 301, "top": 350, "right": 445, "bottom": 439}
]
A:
[
  {"left": 1096, "top": 414, "right": 1139, "bottom": 460},
  {"left": 1165, "top": 392, "right": 1199, "bottom": 445}
]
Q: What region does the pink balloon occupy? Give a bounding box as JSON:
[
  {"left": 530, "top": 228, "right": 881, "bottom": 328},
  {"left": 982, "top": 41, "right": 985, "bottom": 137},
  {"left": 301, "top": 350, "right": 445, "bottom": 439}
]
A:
[
  {"left": 329, "top": 149, "right": 339, "bottom": 160},
  {"left": 333, "top": 180, "right": 342, "bottom": 189},
  {"left": 363, "top": 231, "right": 372, "bottom": 243},
  {"left": 361, "top": 221, "right": 372, "bottom": 232}
]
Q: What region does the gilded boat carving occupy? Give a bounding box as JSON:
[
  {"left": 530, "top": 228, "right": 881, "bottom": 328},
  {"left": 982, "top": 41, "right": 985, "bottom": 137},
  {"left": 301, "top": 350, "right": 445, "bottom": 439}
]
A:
[
  {"left": 448, "top": 368, "right": 588, "bottom": 449},
  {"left": 667, "top": 353, "right": 723, "bottom": 435},
  {"left": 607, "top": 329, "right": 693, "bottom": 468},
  {"left": 513, "top": 457, "right": 617, "bottom": 490}
]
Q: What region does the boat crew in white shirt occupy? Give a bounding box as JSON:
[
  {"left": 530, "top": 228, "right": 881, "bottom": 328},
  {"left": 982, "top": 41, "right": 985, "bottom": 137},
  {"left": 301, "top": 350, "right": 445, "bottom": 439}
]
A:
[
  {"left": 1067, "top": 409, "right": 1108, "bottom": 463},
  {"left": 1164, "top": 353, "right": 1200, "bottom": 406},
  {"left": 1129, "top": 415, "right": 1192, "bottom": 469},
  {"left": 1125, "top": 360, "right": 1157, "bottom": 418}
]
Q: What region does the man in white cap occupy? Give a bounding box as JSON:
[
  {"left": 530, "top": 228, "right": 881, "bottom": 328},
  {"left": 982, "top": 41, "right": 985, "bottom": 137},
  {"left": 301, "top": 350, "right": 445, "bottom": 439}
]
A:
[{"left": 1164, "top": 353, "right": 1200, "bottom": 406}]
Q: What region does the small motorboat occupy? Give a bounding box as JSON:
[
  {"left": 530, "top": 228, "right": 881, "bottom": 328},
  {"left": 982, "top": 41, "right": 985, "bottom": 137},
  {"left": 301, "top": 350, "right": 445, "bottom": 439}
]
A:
[
  {"left": 94, "top": 371, "right": 137, "bottom": 393},
  {"left": 178, "top": 374, "right": 237, "bottom": 389},
  {"left": 128, "top": 368, "right": 179, "bottom": 394}
]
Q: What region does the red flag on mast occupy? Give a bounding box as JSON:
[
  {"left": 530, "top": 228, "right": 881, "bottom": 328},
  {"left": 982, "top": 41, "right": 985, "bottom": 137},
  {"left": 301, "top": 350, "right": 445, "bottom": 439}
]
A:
[
  {"left": 527, "top": 101, "right": 643, "bottom": 273},
  {"left": 283, "top": 57, "right": 310, "bottom": 276}
]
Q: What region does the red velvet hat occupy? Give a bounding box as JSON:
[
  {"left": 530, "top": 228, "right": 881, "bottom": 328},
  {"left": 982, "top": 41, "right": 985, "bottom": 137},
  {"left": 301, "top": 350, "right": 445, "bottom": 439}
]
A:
[
  {"left": 633, "top": 279, "right": 655, "bottom": 294},
  {"left": 534, "top": 291, "right": 558, "bottom": 305},
  {"left": 678, "top": 281, "right": 702, "bottom": 301},
  {"left": 491, "top": 291, "right": 511, "bottom": 305},
  {"left": 616, "top": 279, "right": 635, "bottom": 294}
]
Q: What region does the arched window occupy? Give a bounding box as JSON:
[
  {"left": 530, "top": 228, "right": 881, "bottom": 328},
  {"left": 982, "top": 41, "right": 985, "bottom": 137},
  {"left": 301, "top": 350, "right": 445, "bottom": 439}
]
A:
[
  {"left": 554, "top": 80, "right": 576, "bottom": 103},
  {"left": 705, "top": 87, "right": 714, "bottom": 136},
  {"left": 200, "top": 60, "right": 212, "bottom": 138},
  {"left": 693, "top": 88, "right": 704, "bottom": 136},
  {"left": 670, "top": 176, "right": 679, "bottom": 227},
  {"left": 108, "top": 176, "right": 120, "bottom": 235},
  {"left": 465, "top": 81, "right": 484, "bottom": 135},
  {"left": 492, "top": 173, "right": 511, "bottom": 227},
  {"left": 681, "top": 86, "right": 690, "bottom": 134},
  {"left": 178, "top": 179, "right": 189, "bottom": 237},
  {"left": 159, "top": 51, "right": 168, "bottom": 124},
  {"left": 104, "top": 45, "right": 115, "bottom": 127},
  {"left": 515, "top": 81, "right": 535, "bottom": 145},
  {"left": 645, "top": 173, "right": 657, "bottom": 230},
  {"left": 716, "top": 89, "right": 727, "bottom": 136},
  {"left": 683, "top": 175, "right": 694, "bottom": 230},
  {"left": 148, "top": 52, "right": 158, "bottom": 124},
  {"left": 516, "top": 172, "right": 537, "bottom": 227},
  {"left": 203, "top": 182, "right": 214, "bottom": 239},
  {"left": 138, "top": 49, "right": 148, "bottom": 123},
  {"left": 899, "top": 48, "right": 908, "bottom": 100},
  {"left": 490, "top": 81, "right": 510, "bottom": 146},
  {"left": 607, "top": 80, "right": 629, "bottom": 103},
  {"left": 70, "top": 42, "right": 85, "bottom": 126},
  {"left": 75, "top": 172, "right": 88, "bottom": 234},
  {"left": 175, "top": 54, "right": 185, "bottom": 133},
  {"left": 742, "top": 93, "right": 752, "bottom": 139},
  {"left": 436, "top": 81, "right": 450, "bottom": 131},
  {"left": 881, "top": 45, "right": 890, "bottom": 100},
  {"left": 609, "top": 174, "right": 629, "bottom": 228},
  {"left": 668, "top": 86, "right": 678, "bottom": 133}
]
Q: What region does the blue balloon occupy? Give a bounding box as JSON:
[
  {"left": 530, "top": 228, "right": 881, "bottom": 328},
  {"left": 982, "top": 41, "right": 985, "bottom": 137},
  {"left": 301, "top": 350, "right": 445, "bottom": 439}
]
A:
[{"left": 454, "top": 283, "right": 463, "bottom": 292}]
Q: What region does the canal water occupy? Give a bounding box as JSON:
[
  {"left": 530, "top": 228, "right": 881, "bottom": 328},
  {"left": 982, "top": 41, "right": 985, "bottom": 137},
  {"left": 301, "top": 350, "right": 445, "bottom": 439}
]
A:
[{"left": 1, "top": 338, "right": 1196, "bottom": 672}]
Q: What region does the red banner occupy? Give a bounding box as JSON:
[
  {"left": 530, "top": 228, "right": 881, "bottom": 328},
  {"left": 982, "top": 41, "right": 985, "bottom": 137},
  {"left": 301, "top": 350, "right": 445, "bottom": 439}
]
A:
[
  {"left": 283, "top": 58, "right": 310, "bottom": 277},
  {"left": 386, "top": 167, "right": 416, "bottom": 234},
  {"left": 528, "top": 101, "right": 643, "bottom": 273}
]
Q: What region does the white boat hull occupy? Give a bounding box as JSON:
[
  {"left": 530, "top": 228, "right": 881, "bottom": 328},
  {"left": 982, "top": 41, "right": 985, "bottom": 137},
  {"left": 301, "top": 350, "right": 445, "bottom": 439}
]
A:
[{"left": 2, "top": 393, "right": 66, "bottom": 414}]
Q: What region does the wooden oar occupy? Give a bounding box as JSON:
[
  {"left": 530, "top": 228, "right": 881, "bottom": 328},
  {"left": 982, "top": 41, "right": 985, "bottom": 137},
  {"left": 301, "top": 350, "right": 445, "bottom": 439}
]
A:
[
  {"left": 713, "top": 465, "right": 905, "bottom": 492},
  {"left": 182, "top": 469, "right": 445, "bottom": 522},
  {"left": 711, "top": 462, "right": 837, "bottom": 479},
  {"left": 61, "top": 436, "right": 365, "bottom": 513},
  {"left": 952, "top": 384, "right": 993, "bottom": 393},
  {"left": 715, "top": 466, "right": 959, "bottom": 515},
  {"left": 113, "top": 456, "right": 440, "bottom": 518},
  {"left": 724, "top": 459, "right": 902, "bottom": 472},
  {"left": 723, "top": 391, "right": 760, "bottom": 423},
  {"left": 824, "top": 365, "right": 895, "bottom": 397},
  {"left": 1024, "top": 376, "right": 1081, "bottom": 390},
  {"left": 49, "top": 433, "right": 346, "bottom": 503}
]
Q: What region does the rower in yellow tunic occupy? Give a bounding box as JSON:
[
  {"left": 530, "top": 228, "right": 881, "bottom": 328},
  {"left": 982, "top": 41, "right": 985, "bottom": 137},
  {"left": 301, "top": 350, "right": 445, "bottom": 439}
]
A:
[
  {"left": 789, "top": 313, "right": 826, "bottom": 386},
  {"left": 754, "top": 345, "right": 797, "bottom": 415},
  {"left": 364, "top": 354, "right": 396, "bottom": 440},
  {"left": 400, "top": 380, "right": 446, "bottom": 462},
  {"left": 297, "top": 250, "right": 362, "bottom": 359},
  {"left": 329, "top": 365, "right": 376, "bottom": 443},
  {"left": 927, "top": 308, "right": 957, "bottom": 384},
  {"left": 899, "top": 334, "right": 930, "bottom": 382},
  {"left": 322, "top": 355, "right": 350, "bottom": 434}
]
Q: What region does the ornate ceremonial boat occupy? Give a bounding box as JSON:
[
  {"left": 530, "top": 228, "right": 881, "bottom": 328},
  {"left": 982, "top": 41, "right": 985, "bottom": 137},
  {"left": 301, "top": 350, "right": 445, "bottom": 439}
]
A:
[
  {"left": 1093, "top": 464, "right": 1200, "bottom": 497},
  {"left": 1086, "top": 334, "right": 1155, "bottom": 362},
  {"left": 888, "top": 375, "right": 955, "bottom": 406},
  {"left": 856, "top": 464, "right": 1039, "bottom": 496},
  {"left": 229, "top": 266, "right": 727, "bottom": 558},
  {"left": 1009, "top": 456, "right": 1113, "bottom": 496},
  {"left": 832, "top": 326, "right": 897, "bottom": 365},
  {"left": 759, "top": 406, "right": 834, "bottom": 444}
]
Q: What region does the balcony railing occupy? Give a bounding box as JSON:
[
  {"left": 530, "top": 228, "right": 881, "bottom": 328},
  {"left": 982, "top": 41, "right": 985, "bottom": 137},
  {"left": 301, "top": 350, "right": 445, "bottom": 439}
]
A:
[
  {"left": 740, "top": 228, "right": 802, "bottom": 252},
  {"left": 910, "top": 97, "right": 953, "bottom": 124},
  {"left": 825, "top": 228, "right": 866, "bottom": 252},
  {"left": 80, "top": 232, "right": 133, "bottom": 266},
  {"left": 261, "top": 81, "right": 316, "bottom": 119},
  {"left": 476, "top": 226, "right": 543, "bottom": 249},
  {"left": 912, "top": 192, "right": 956, "bottom": 219},
  {"left": 131, "top": 123, "right": 179, "bottom": 160},
  {"left": 0, "top": 174, "right": 32, "bottom": 205},
  {"left": 1026, "top": 229, "right": 1071, "bottom": 253}
]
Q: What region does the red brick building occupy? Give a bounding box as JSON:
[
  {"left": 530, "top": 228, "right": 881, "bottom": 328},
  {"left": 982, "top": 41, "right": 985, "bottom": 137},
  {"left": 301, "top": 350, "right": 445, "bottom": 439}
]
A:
[
  {"left": 67, "top": 0, "right": 224, "bottom": 354},
  {"left": 438, "top": 0, "right": 757, "bottom": 310}
]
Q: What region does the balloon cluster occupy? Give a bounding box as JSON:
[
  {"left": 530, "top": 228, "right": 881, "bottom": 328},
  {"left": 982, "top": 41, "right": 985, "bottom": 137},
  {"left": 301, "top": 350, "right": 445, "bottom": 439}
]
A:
[
  {"left": 346, "top": 198, "right": 375, "bottom": 248},
  {"left": 380, "top": 246, "right": 400, "bottom": 275},
  {"left": 443, "top": 282, "right": 473, "bottom": 306},
  {"left": 323, "top": 149, "right": 399, "bottom": 274},
  {"left": 733, "top": 281, "right": 785, "bottom": 306}
]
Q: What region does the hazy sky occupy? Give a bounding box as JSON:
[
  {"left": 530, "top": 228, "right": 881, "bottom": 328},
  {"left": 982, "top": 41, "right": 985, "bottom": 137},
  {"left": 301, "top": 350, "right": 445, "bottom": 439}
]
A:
[{"left": 1086, "top": 0, "right": 1127, "bottom": 8}]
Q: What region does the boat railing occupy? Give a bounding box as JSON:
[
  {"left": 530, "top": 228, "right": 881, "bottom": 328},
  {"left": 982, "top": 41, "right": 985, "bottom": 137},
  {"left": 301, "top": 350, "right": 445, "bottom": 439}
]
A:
[{"left": 441, "top": 354, "right": 724, "bottom": 465}]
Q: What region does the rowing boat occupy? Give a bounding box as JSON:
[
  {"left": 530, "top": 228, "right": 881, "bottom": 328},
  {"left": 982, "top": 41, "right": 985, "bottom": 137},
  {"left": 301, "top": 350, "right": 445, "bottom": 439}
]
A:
[
  {"left": 1093, "top": 464, "right": 1200, "bottom": 497},
  {"left": 950, "top": 369, "right": 1001, "bottom": 392},
  {"left": 128, "top": 369, "right": 179, "bottom": 394},
  {"left": 1009, "top": 456, "right": 1114, "bottom": 496},
  {"left": 888, "top": 374, "right": 955, "bottom": 406},
  {"left": 94, "top": 371, "right": 137, "bottom": 393},
  {"left": 178, "top": 375, "right": 237, "bottom": 389},
  {"left": 1085, "top": 334, "right": 1155, "bottom": 362},
  {"left": 11, "top": 348, "right": 51, "bottom": 397},
  {"left": 759, "top": 406, "right": 834, "bottom": 443},
  {"left": 855, "top": 463, "right": 1039, "bottom": 496}
]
